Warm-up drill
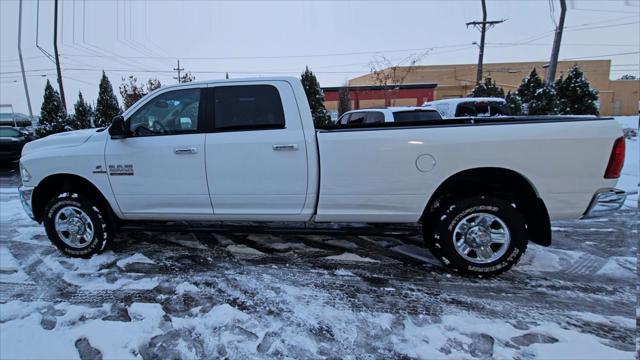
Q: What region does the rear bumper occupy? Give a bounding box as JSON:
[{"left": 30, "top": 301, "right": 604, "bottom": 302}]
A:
[
  {"left": 18, "top": 185, "right": 35, "bottom": 220},
  {"left": 582, "top": 188, "right": 627, "bottom": 218}
]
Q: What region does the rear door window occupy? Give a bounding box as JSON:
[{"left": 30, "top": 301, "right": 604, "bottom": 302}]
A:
[
  {"left": 337, "top": 113, "right": 351, "bottom": 125},
  {"left": 365, "top": 111, "right": 385, "bottom": 124},
  {"left": 348, "top": 112, "right": 366, "bottom": 124},
  {"left": 392, "top": 110, "right": 442, "bottom": 122},
  {"left": 214, "top": 85, "right": 285, "bottom": 131}
]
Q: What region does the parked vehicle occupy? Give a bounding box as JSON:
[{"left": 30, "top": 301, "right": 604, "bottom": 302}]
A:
[
  {"left": 18, "top": 77, "right": 626, "bottom": 276},
  {"left": 337, "top": 107, "right": 442, "bottom": 125},
  {"left": 424, "top": 97, "right": 510, "bottom": 118},
  {"left": 0, "top": 126, "right": 34, "bottom": 163}
]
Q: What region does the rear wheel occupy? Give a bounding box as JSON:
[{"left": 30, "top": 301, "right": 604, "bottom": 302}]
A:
[
  {"left": 43, "top": 192, "right": 114, "bottom": 257},
  {"left": 423, "top": 196, "right": 527, "bottom": 276}
]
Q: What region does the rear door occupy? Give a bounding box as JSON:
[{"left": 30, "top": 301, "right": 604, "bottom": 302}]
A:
[
  {"left": 204, "top": 81, "right": 308, "bottom": 215},
  {"left": 105, "top": 87, "right": 213, "bottom": 216}
]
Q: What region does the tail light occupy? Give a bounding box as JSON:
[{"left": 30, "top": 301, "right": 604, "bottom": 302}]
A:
[{"left": 604, "top": 137, "right": 625, "bottom": 179}]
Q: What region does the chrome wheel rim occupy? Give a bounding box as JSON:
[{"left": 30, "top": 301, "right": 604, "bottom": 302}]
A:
[
  {"left": 54, "top": 206, "right": 94, "bottom": 249},
  {"left": 452, "top": 212, "right": 511, "bottom": 264}
]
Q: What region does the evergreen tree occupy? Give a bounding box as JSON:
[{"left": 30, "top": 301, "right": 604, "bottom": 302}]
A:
[
  {"left": 618, "top": 74, "right": 636, "bottom": 80},
  {"left": 119, "top": 76, "right": 162, "bottom": 110},
  {"left": 70, "top": 91, "right": 93, "bottom": 129},
  {"left": 516, "top": 68, "right": 559, "bottom": 115},
  {"left": 119, "top": 76, "right": 147, "bottom": 110},
  {"left": 338, "top": 86, "right": 352, "bottom": 116},
  {"left": 555, "top": 65, "right": 599, "bottom": 115},
  {"left": 147, "top": 78, "right": 162, "bottom": 92},
  {"left": 504, "top": 91, "right": 523, "bottom": 115},
  {"left": 517, "top": 68, "right": 544, "bottom": 105},
  {"left": 301, "top": 66, "right": 331, "bottom": 127},
  {"left": 179, "top": 72, "right": 195, "bottom": 83},
  {"left": 95, "top": 71, "right": 121, "bottom": 127},
  {"left": 37, "top": 80, "right": 69, "bottom": 137},
  {"left": 528, "top": 85, "right": 558, "bottom": 115},
  {"left": 470, "top": 76, "right": 505, "bottom": 98}
]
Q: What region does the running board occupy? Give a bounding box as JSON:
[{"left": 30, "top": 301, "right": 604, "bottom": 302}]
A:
[{"left": 119, "top": 221, "right": 422, "bottom": 237}]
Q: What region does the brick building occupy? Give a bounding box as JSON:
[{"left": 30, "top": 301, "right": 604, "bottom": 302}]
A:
[{"left": 324, "top": 60, "right": 639, "bottom": 116}]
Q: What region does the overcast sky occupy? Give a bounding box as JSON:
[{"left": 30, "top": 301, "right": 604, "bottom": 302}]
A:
[{"left": 1, "top": 0, "right": 638, "bottom": 116}]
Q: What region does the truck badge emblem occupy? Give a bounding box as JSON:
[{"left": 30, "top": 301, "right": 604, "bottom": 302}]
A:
[
  {"left": 108, "top": 164, "right": 134, "bottom": 176},
  {"left": 92, "top": 165, "right": 107, "bottom": 174}
]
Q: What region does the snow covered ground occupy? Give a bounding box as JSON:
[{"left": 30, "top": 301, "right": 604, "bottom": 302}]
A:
[{"left": 0, "top": 117, "right": 637, "bottom": 359}]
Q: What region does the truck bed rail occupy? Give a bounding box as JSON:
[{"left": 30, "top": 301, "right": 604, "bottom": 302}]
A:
[{"left": 317, "top": 115, "right": 614, "bottom": 132}]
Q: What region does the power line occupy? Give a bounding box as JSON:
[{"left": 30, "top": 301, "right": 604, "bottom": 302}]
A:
[
  {"left": 57, "top": 44, "right": 473, "bottom": 61},
  {"left": 563, "top": 51, "right": 640, "bottom": 60},
  {"left": 572, "top": 7, "right": 640, "bottom": 14},
  {"left": 566, "top": 21, "right": 639, "bottom": 32}
]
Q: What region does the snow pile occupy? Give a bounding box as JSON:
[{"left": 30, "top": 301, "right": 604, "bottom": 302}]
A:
[
  {"left": 324, "top": 252, "right": 379, "bottom": 262},
  {"left": 0, "top": 302, "right": 165, "bottom": 359}
]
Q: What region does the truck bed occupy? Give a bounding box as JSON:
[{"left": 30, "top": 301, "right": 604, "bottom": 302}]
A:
[{"left": 314, "top": 116, "right": 620, "bottom": 223}]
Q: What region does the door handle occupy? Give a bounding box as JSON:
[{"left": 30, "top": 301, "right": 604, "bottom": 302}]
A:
[
  {"left": 272, "top": 144, "right": 298, "bottom": 151},
  {"left": 174, "top": 147, "right": 197, "bottom": 154}
]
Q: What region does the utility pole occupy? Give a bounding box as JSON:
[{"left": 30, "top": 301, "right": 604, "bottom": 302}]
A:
[
  {"left": 53, "top": 0, "right": 67, "bottom": 113},
  {"left": 546, "top": 0, "right": 567, "bottom": 86},
  {"left": 18, "top": 0, "right": 33, "bottom": 118},
  {"left": 466, "top": 0, "right": 505, "bottom": 84},
  {"left": 173, "top": 60, "right": 184, "bottom": 83}
]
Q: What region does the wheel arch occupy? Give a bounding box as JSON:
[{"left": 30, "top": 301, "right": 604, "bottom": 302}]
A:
[
  {"left": 423, "top": 167, "right": 551, "bottom": 246},
  {"left": 31, "top": 173, "right": 118, "bottom": 227}
]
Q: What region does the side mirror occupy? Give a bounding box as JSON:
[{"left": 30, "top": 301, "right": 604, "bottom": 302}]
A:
[{"left": 109, "top": 115, "right": 127, "bottom": 139}]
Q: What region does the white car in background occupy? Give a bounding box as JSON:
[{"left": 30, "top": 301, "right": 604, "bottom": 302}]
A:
[
  {"left": 337, "top": 107, "right": 442, "bottom": 125},
  {"left": 424, "top": 97, "right": 509, "bottom": 118}
]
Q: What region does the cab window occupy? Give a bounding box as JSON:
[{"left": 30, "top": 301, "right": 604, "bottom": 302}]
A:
[
  {"left": 128, "top": 89, "right": 201, "bottom": 136},
  {"left": 348, "top": 112, "right": 366, "bottom": 124},
  {"left": 365, "top": 111, "right": 384, "bottom": 124}
]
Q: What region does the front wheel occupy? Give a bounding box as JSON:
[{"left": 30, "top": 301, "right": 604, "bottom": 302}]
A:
[
  {"left": 43, "top": 192, "right": 114, "bottom": 257},
  {"left": 424, "top": 196, "right": 527, "bottom": 276}
]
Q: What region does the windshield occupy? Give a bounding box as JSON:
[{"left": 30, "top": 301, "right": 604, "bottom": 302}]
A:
[{"left": 392, "top": 110, "right": 442, "bottom": 122}]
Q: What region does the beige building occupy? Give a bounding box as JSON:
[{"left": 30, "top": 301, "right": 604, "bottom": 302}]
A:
[{"left": 343, "top": 60, "right": 639, "bottom": 116}]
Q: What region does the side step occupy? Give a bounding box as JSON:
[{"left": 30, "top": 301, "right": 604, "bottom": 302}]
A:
[{"left": 120, "top": 221, "right": 423, "bottom": 237}]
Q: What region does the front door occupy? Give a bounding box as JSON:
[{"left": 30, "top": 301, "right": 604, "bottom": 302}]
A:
[{"left": 106, "top": 87, "right": 213, "bottom": 216}]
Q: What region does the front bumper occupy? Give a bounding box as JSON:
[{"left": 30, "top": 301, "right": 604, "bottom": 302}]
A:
[
  {"left": 18, "top": 185, "right": 35, "bottom": 220},
  {"left": 582, "top": 188, "right": 627, "bottom": 218}
]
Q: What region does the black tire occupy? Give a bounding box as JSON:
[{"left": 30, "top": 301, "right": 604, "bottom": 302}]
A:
[
  {"left": 424, "top": 196, "right": 527, "bottom": 276},
  {"left": 421, "top": 195, "right": 454, "bottom": 259},
  {"left": 43, "top": 192, "right": 114, "bottom": 258}
]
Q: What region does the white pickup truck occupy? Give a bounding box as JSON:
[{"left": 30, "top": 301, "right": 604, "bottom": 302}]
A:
[{"left": 18, "top": 77, "right": 627, "bottom": 276}]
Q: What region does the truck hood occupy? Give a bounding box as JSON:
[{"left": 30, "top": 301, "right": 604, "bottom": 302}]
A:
[{"left": 22, "top": 128, "right": 99, "bottom": 155}]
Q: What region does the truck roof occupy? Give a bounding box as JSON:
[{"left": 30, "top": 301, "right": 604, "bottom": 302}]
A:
[{"left": 157, "top": 76, "right": 301, "bottom": 91}]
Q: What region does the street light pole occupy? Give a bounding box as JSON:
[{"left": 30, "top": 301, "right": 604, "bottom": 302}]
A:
[
  {"left": 53, "top": 0, "right": 67, "bottom": 113},
  {"left": 546, "top": 0, "right": 567, "bottom": 86},
  {"left": 18, "top": 0, "right": 33, "bottom": 118}
]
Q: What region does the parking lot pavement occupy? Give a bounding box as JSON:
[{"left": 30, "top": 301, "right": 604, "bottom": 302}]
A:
[{"left": 0, "top": 164, "right": 636, "bottom": 359}]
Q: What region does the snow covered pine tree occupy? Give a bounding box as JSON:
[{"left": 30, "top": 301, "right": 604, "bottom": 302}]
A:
[
  {"left": 301, "top": 67, "right": 331, "bottom": 127},
  {"left": 70, "top": 91, "right": 93, "bottom": 130},
  {"left": 470, "top": 76, "right": 505, "bottom": 98},
  {"left": 37, "top": 80, "right": 69, "bottom": 137},
  {"left": 94, "top": 71, "right": 122, "bottom": 128},
  {"left": 555, "top": 65, "right": 599, "bottom": 115},
  {"left": 517, "top": 68, "right": 557, "bottom": 115}
]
